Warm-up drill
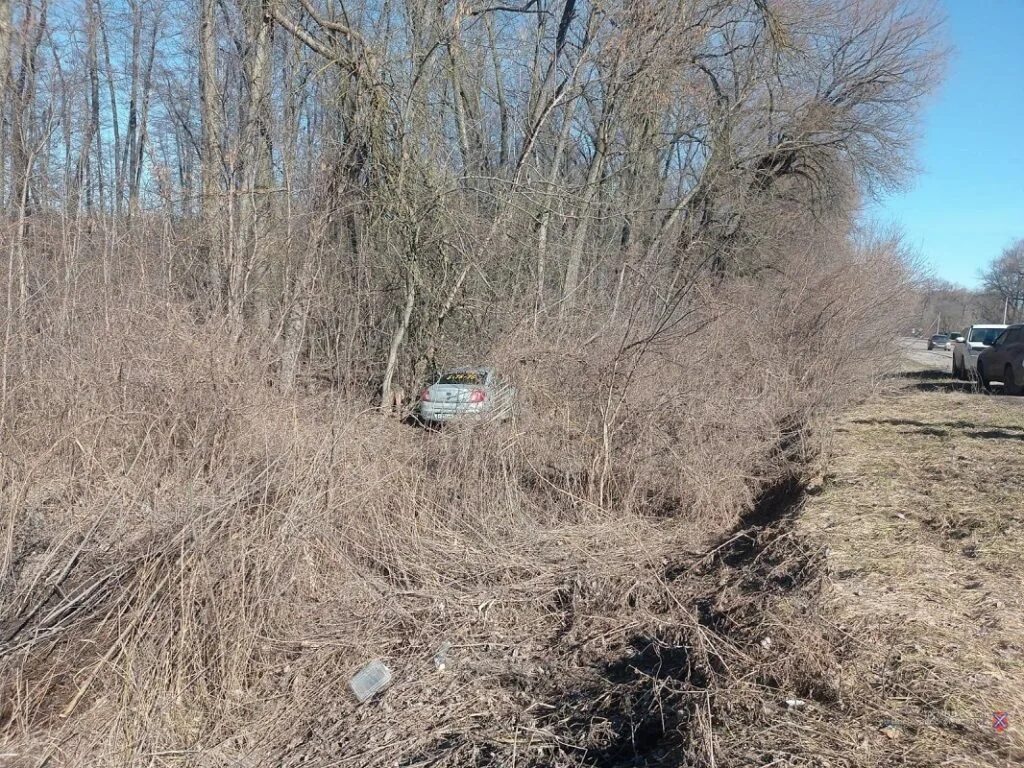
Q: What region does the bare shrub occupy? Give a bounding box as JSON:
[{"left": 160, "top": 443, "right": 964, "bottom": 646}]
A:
[{"left": 0, "top": 215, "right": 916, "bottom": 764}]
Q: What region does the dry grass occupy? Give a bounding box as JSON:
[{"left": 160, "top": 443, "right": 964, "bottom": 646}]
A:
[
  {"left": 0, "top": 298, "right": 805, "bottom": 766},
  {"left": 705, "top": 359, "right": 1024, "bottom": 767},
  {"left": 0, "top": 265, "right": 923, "bottom": 766}
]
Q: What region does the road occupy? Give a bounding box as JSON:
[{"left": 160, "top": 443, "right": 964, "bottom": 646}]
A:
[{"left": 900, "top": 335, "right": 953, "bottom": 371}]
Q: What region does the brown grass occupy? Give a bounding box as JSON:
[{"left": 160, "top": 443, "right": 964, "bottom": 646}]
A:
[
  {"left": 805, "top": 364, "right": 1024, "bottom": 765},
  {"left": 690, "top": 361, "right": 1024, "bottom": 767},
  {"left": 0, "top": 248, "right": 922, "bottom": 766}
]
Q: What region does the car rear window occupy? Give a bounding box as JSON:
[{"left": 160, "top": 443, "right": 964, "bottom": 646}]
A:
[
  {"left": 438, "top": 370, "right": 487, "bottom": 385},
  {"left": 969, "top": 328, "right": 1004, "bottom": 345}
]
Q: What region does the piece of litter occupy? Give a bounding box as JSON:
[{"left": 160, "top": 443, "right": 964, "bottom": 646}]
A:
[
  {"left": 879, "top": 723, "right": 902, "bottom": 740},
  {"left": 349, "top": 660, "right": 393, "bottom": 703},
  {"left": 784, "top": 698, "right": 806, "bottom": 710},
  {"left": 760, "top": 637, "right": 773, "bottom": 650},
  {"left": 433, "top": 641, "right": 452, "bottom": 673}
]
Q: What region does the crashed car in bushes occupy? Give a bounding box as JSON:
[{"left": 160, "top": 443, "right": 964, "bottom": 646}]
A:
[{"left": 417, "top": 367, "right": 516, "bottom": 424}]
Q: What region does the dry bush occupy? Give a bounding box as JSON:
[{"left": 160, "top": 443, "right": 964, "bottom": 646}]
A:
[
  {"left": 485, "top": 224, "right": 918, "bottom": 522},
  {"left": 0, "top": 216, "right": 919, "bottom": 766}
]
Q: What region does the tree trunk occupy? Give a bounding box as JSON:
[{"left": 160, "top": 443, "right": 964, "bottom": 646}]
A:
[
  {"left": 380, "top": 277, "right": 416, "bottom": 410},
  {"left": 129, "top": 15, "right": 159, "bottom": 215},
  {"left": 561, "top": 133, "right": 607, "bottom": 314},
  {"left": 0, "top": 0, "right": 12, "bottom": 211},
  {"left": 123, "top": 0, "right": 142, "bottom": 217},
  {"left": 279, "top": 247, "right": 317, "bottom": 390},
  {"left": 234, "top": 0, "right": 275, "bottom": 334},
  {"left": 200, "top": 0, "right": 223, "bottom": 304},
  {"left": 536, "top": 101, "right": 576, "bottom": 322},
  {"left": 97, "top": 0, "right": 123, "bottom": 216},
  {"left": 87, "top": 0, "right": 103, "bottom": 212}
]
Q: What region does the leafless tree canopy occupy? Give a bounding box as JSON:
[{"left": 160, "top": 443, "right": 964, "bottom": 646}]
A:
[
  {"left": 981, "top": 238, "right": 1024, "bottom": 324},
  {"left": 0, "top": 0, "right": 943, "bottom": 398}
]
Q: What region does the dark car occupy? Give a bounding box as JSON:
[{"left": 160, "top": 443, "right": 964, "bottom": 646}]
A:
[
  {"left": 927, "top": 333, "right": 949, "bottom": 351},
  {"left": 976, "top": 324, "right": 1024, "bottom": 394}
]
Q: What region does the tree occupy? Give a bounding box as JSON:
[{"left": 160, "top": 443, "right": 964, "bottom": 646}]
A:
[
  {"left": 200, "top": 0, "right": 222, "bottom": 301},
  {"left": 0, "top": 0, "right": 944, "bottom": 398},
  {"left": 982, "top": 239, "right": 1024, "bottom": 324}
]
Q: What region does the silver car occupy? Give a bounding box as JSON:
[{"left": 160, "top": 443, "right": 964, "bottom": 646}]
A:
[{"left": 418, "top": 367, "right": 515, "bottom": 424}]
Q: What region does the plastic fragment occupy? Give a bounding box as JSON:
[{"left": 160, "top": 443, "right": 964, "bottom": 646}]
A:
[
  {"left": 433, "top": 641, "right": 452, "bottom": 672},
  {"left": 349, "top": 660, "right": 393, "bottom": 703}
]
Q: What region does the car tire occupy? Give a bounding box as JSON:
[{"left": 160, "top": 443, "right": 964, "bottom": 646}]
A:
[
  {"left": 952, "top": 356, "right": 962, "bottom": 380},
  {"left": 1004, "top": 365, "right": 1022, "bottom": 396},
  {"left": 977, "top": 362, "right": 990, "bottom": 391}
]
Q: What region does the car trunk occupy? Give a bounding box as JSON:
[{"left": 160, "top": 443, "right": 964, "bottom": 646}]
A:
[{"left": 427, "top": 384, "right": 477, "bottom": 405}]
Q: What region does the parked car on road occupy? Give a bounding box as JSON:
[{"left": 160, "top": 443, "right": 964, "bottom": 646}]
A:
[
  {"left": 952, "top": 324, "right": 1007, "bottom": 379},
  {"left": 976, "top": 325, "right": 1024, "bottom": 394},
  {"left": 418, "top": 366, "right": 516, "bottom": 424},
  {"left": 927, "top": 333, "right": 950, "bottom": 351}
]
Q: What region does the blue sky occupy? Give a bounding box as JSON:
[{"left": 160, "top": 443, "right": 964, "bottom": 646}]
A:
[{"left": 872, "top": 0, "right": 1024, "bottom": 289}]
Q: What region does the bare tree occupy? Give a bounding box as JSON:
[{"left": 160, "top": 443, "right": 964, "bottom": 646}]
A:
[
  {"left": 200, "top": 0, "right": 223, "bottom": 301},
  {"left": 982, "top": 239, "right": 1024, "bottom": 324},
  {"left": 0, "top": 0, "right": 944, "bottom": 398}
]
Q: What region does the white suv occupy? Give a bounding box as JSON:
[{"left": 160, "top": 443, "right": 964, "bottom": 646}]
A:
[{"left": 952, "top": 324, "right": 1007, "bottom": 379}]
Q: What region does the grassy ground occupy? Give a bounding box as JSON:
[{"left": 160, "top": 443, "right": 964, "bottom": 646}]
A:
[
  {"left": 784, "top": 363, "right": 1024, "bottom": 766},
  {"left": 506, "top": 358, "right": 1024, "bottom": 766},
  {"left": 4, "top": 344, "right": 1022, "bottom": 767}
]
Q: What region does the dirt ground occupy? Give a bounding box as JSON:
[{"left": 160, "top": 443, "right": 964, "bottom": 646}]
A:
[{"left": 775, "top": 342, "right": 1024, "bottom": 766}]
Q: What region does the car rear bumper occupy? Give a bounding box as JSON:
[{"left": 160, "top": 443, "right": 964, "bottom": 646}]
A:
[{"left": 419, "top": 402, "right": 488, "bottom": 422}]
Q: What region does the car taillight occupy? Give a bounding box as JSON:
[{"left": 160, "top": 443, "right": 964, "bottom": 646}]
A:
[
  {"left": 420, "top": 388, "right": 431, "bottom": 402},
  {"left": 469, "top": 389, "right": 486, "bottom": 403}
]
